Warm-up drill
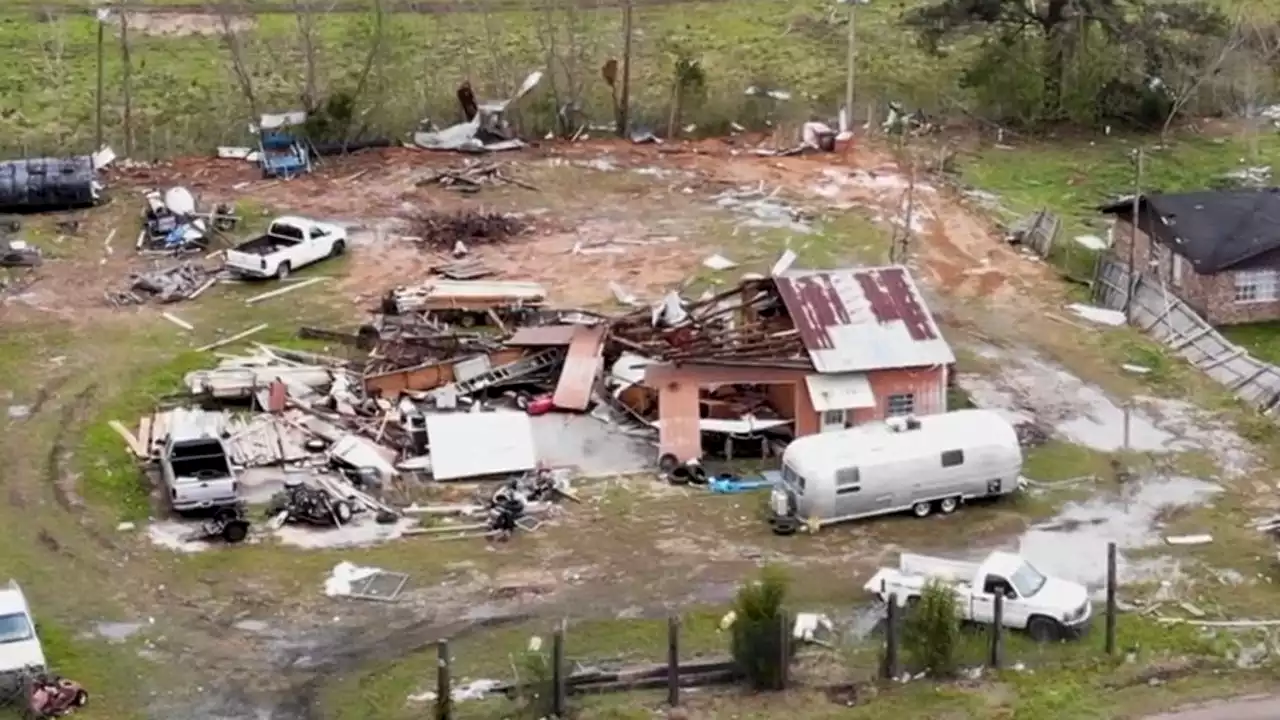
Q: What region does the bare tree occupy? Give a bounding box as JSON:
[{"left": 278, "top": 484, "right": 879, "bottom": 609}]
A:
[
  {"left": 1235, "top": 20, "right": 1280, "bottom": 161},
  {"left": 209, "top": 0, "right": 260, "bottom": 123},
  {"left": 293, "top": 0, "right": 322, "bottom": 112},
  {"left": 1160, "top": 16, "right": 1246, "bottom": 139},
  {"left": 343, "top": 0, "right": 385, "bottom": 140},
  {"left": 120, "top": 0, "right": 133, "bottom": 156}
]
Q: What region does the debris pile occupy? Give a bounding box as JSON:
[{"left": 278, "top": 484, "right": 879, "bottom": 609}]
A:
[
  {"left": 106, "top": 263, "right": 216, "bottom": 306},
  {"left": 414, "top": 162, "right": 537, "bottom": 193},
  {"left": 139, "top": 186, "right": 236, "bottom": 252},
  {"left": 403, "top": 210, "right": 529, "bottom": 250}
]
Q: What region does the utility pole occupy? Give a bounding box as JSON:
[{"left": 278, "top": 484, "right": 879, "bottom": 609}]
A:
[
  {"left": 619, "top": 0, "right": 633, "bottom": 138},
  {"left": 1124, "top": 147, "right": 1145, "bottom": 323},
  {"left": 844, "top": 0, "right": 856, "bottom": 132},
  {"left": 120, "top": 3, "right": 134, "bottom": 157},
  {"left": 95, "top": 9, "right": 106, "bottom": 151}
]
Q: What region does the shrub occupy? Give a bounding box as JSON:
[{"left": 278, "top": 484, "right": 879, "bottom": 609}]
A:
[
  {"left": 513, "top": 637, "right": 555, "bottom": 719},
  {"left": 901, "top": 579, "right": 961, "bottom": 677},
  {"left": 730, "top": 565, "right": 792, "bottom": 691}
]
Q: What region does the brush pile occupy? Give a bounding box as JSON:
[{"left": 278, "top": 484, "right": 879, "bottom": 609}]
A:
[{"left": 404, "top": 210, "right": 528, "bottom": 250}]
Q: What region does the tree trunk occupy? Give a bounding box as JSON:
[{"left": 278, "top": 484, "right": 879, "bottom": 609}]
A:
[{"left": 1041, "top": 29, "right": 1065, "bottom": 120}]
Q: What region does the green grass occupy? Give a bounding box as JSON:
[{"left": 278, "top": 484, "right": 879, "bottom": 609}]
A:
[
  {"left": 1221, "top": 320, "right": 1280, "bottom": 366},
  {"left": 0, "top": 0, "right": 958, "bottom": 155}
]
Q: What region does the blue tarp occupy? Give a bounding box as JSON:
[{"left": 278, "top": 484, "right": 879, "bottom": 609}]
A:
[{"left": 709, "top": 471, "right": 780, "bottom": 494}]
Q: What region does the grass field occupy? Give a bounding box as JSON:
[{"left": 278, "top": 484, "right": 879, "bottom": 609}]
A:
[{"left": 0, "top": 0, "right": 963, "bottom": 156}]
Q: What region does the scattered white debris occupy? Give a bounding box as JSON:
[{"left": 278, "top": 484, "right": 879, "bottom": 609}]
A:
[
  {"left": 116, "top": 522, "right": 135, "bottom": 532},
  {"left": 771, "top": 249, "right": 797, "bottom": 277},
  {"left": 1074, "top": 235, "right": 1108, "bottom": 251},
  {"left": 1122, "top": 364, "right": 1152, "bottom": 375},
  {"left": 1067, "top": 303, "right": 1126, "bottom": 327},
  {"left": 6, "top": 405, "right": 30, "bottom": 420},
  {"left": 324, "top": 561, "right": 381, "bottom": 597},
  {"left": 408, "top": 679, "right": 503, "bottom": 703},
  {"left": 609, "top": 281, "right": 640, "bottom": 307},
  {"left": 702, "top": 254, "right": 737, "bottom": 271},
  {"left": 1165, "top": 534, "right": 1213, "bottom": 546}
]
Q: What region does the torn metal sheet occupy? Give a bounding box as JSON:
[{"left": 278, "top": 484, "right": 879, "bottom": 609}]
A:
[
  {"left": 329, "top": 434, "right": 398, "bottom": 482},
  {"left": 609, "top": 352, "right": 656, "bottom": 392},
  {"left": 804, "top": 373, "right": 875, "bottom": 411},
  {"left": 649, "top": 416, "right": 792, "bottom": 434},
  {"left": 507, "top": 325, "right": 577, "bottom": 347},
  {"left": 553, "top": 324, "right": 607, "bottom": 411},
  {"left": 255, "top": 110, "right": 308, "bottom": 131},
  {"left": 425, "top": 411, "right": 537, "bottom": 481},
  {"left": 347, "top": 570, "right": 409, "bottom": 602}
]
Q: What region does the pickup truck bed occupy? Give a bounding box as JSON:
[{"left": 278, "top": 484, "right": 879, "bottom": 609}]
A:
[{"left": 234, "top": 235, "right": 296, "bottom": 256}]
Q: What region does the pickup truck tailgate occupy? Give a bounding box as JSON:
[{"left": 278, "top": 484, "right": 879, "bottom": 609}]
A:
[{"left": 225, "top": 249, "right": 266, "bottom": 272}]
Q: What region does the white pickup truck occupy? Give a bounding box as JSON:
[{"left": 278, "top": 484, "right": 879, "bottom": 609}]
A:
[
  {"left": 864, "top": 551, "right": 1092, "bottom": 642},
  {"left": 0, "top": 580, "right": 46, "bottom": 680},
  {"left": 224, "top": 216, "right": 346, "bottom": 280}
]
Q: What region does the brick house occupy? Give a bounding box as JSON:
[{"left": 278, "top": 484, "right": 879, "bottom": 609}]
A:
[
  {"left": 1101, "top": 190, "right": 1280, "bottom": 326},
  {"left": 644, "top": 266, "right": 956, "bottom": 463}
]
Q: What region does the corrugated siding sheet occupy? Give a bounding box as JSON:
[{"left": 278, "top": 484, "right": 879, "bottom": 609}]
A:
[
  {"left": 774, "top": 266, "right": 955, "bottom": 373},
  {"left": 553, "top": 324, "right": 607, "bottom": 410}
]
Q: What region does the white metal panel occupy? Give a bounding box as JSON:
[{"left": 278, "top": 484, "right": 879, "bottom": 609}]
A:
[
  {"left": 423, "top": 280, "right": 546, "bottom": 300},
  {"left": 783, "top": 409, "right": 1020, "bottom": 482},
  {"left": 804, "top": 373, "right": 874, "bottom": 411},
  {"left": 425, "top": 411, "right": 537, "bottom": 480}
]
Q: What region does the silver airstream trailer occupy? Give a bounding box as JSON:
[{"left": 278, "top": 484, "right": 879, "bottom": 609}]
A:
[{"left": 768, "top": 409, "right": 1023, "bottom": 535}]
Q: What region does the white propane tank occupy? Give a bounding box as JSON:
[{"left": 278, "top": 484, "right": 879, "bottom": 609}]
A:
[{"left": 162, "top": 186, "right": 196, "bottom": 217}]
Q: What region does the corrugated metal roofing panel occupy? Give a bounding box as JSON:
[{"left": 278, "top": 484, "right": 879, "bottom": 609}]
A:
[
  {"left": 553, "top": 324, "right": 607, "bottom": 411},
  {"left": 804, "top": 373, "right": 875, "bottom": 411},
  {"left": 775, "top": 266, "right": 954, "bottom": 373},
  {"left": 424, "top": 280, "right": 546, "bottom": 300},
  {"left": 507, "top": 325, "right": 577, "bottom": 347},
  {"left": 425, "top": 411, "right": 537, "bottom": 480}
]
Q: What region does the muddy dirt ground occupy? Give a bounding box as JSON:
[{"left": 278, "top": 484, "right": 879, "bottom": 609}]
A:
[{"left": 3, "top": 138, "right": 1277, "bottom": 719}]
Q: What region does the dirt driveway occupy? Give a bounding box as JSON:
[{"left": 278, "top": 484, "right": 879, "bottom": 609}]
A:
[{"left": 1144, "top": 696, "right": 1280, "bottom": 720}]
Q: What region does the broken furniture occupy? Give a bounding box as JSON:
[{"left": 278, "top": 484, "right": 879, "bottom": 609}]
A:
[
  {"left": 255, "top": 111, "right": 314, "bottom": 179},
  {"left": 0, "top": 235, "right": 40, "bottom": 268},
  {"left": 140, "top": 187, "right": 234, "bottom": 252}
]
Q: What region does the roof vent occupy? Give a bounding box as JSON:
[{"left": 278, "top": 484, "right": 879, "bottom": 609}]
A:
[{"left": 886, "top": 416, "right": 922, "bottom": 432}]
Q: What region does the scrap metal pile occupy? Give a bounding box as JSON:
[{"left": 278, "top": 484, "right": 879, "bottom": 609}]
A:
[{"left": 106, "top": 262, "right": 217, "bottom": 306}]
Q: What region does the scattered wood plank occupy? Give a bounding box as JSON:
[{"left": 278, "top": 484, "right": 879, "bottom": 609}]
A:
[
  {"left": 245, "top": 277, "right": 327, "bottom": 305},
  {"left": 196, "top": 323, "right": 269, "bottom": 352},
  {"left": 108, "top": 420, "right": 147, "bottom": 458},
  {"left": 188, "top": 278, "right": 218, "bottom": 300},
  {"left": 161, "top": 312, "right": 195, "bottom": 331}
]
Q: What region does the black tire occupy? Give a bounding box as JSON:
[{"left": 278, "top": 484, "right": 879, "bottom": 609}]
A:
[
  {"left": 771, "top": 517, "right": 799, "bottom": 536},
  {"left": 687, "top": 464, "right": 709, "bottom": 485},
  {"left": 221, "top": 521, "right": 249, "bottom": 544},
  {"left": 1027, "top": 616, "right": 1062, "bottom": 643},
  {"left": 75, "top": 689, "right": 89, "bottom": 706},
  {"left": 669, "top": 467, "right": 691, "bottom": 485},
  {"left": 938, "top": 497, "right": 960, "bottom": 515},
  {"left": 657, "top": 453, "right": 680, "bottom": 474},
  {"left": 333, "top": 500, "right": 353, "bottom": 524},
  {"left": 515, "top": 394, "right": 531, "bottom": 411},
  {"left": 911, "top": 501, "right": 932, "bottom": 518},
  {"left": 276, "top": 262, "right": 291, "bottom": 280},
  {"left": 330, "top": 240, "right": 346, "bottom": 257}
]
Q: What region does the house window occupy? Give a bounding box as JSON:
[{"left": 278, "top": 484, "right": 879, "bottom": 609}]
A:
[
  {"left": 821, "top": 409, "right": 845, "bottom": 426},
  {"left": 835, "top": 467, "right": 861, "bottom": 495},
  {"left": 1234, "top": 270, "right": 1279, "bottom": 303},
  {"left": 886, "top": 393, "right": 915, "bottom": 417},
  {"left": 941, "top": 449, "right": 965, "bottom": 468}
]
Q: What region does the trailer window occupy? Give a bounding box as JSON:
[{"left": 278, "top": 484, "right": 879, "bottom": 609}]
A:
[
  {"left": 886, "top": 393, "right": 915, "bottom": 417},
  {"left": 782, "top": 464, "right": 805, "bottom": 494},
  {"left": 835, "top": 467, "right": 861, "bottom": 495},
  {"left": 941, "top": 449, "right": 965, "bottom": 467}
]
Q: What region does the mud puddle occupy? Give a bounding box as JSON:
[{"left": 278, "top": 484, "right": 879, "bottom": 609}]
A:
[
  {"left": 1015, "top": 475, "right": 1222, "bottom": 590},
  {"left": 960, "top": 344, "right": 1254, "bottom": 474}
]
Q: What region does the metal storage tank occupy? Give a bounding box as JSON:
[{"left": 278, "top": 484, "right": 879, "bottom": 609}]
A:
[{"left": 0, "top": 156, "right": 98, "bottom": 212}]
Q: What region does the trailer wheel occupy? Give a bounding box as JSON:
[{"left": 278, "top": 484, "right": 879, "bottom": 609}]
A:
[
  {"left": 770, "top": 517, "right": 799, "bottom": 536},
  {"left": 911, "top": 501, "right": 932, "bottom": 518},
  {"left": 1027, "top": 616, "right": 1062, "bottom": 642},
  {"left": 938, "top": 497, "right": 960, "bottom": 514},
  {"left": 333, "top": 500, "right": 354, "bottom": 524}
]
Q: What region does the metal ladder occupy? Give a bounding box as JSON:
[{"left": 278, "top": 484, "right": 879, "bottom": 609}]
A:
[{"left": 437, "top": 347, "right": 564, "bottom": 398}]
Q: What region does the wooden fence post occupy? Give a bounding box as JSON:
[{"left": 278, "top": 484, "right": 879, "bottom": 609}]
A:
[
  {"left": 667, "top": 615, "right": 680, "bottom": 707},
  {"left": 1106, "top": 542, "right": 1118, "bottom": 655},
  {"left": 990, "top": 593, "right": 1004, "bottom": 669},
  {"left": 552, "top": 625, "right": 567, "bottom": 717},
  {"left": 435, "top": 639, "right": 451, "bottom": 720},
  {"left": 778, "top": 610, "right": 791, "bottom": 690},
  {"left": 882, "top": 595, "right": 900, "bottom": 680}
]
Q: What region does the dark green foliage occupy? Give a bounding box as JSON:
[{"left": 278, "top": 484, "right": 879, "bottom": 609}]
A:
[
  {"left": 902, "top": 580, "right": 961, "bottom": 677},
  {"left": 730, "top": 565, "right": 792, "bottom": 691}
]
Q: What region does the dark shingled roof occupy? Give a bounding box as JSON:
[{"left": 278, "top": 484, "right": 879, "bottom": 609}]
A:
[{"left": 1100, "top": 189, "right": 1280, "bottom": 274}]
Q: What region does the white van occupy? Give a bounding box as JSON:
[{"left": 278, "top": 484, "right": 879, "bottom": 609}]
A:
[{"left": 768, "top": 409, "right": 1023, "bottom": 535}]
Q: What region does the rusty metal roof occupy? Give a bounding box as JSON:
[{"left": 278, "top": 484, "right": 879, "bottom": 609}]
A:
[{"left": 774, "top": 266, "right": 954, "bottom": 373}]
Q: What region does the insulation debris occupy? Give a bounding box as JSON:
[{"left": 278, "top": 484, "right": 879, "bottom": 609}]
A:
[{"left": 107, "top": 263, "right": 216, "bottom": 306}]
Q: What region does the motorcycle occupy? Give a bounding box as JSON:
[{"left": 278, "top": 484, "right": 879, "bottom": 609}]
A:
[{"left": 27, "top": 673, "right": 88, "bottom": 718}]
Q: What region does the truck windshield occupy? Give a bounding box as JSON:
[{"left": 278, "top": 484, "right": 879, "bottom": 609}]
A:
[
  {"left": 0, "top": 613, "right": 33, "bottom": 644},
  {"left": 1011, "top": 562, "right": 1047, "bottom": 597}
]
